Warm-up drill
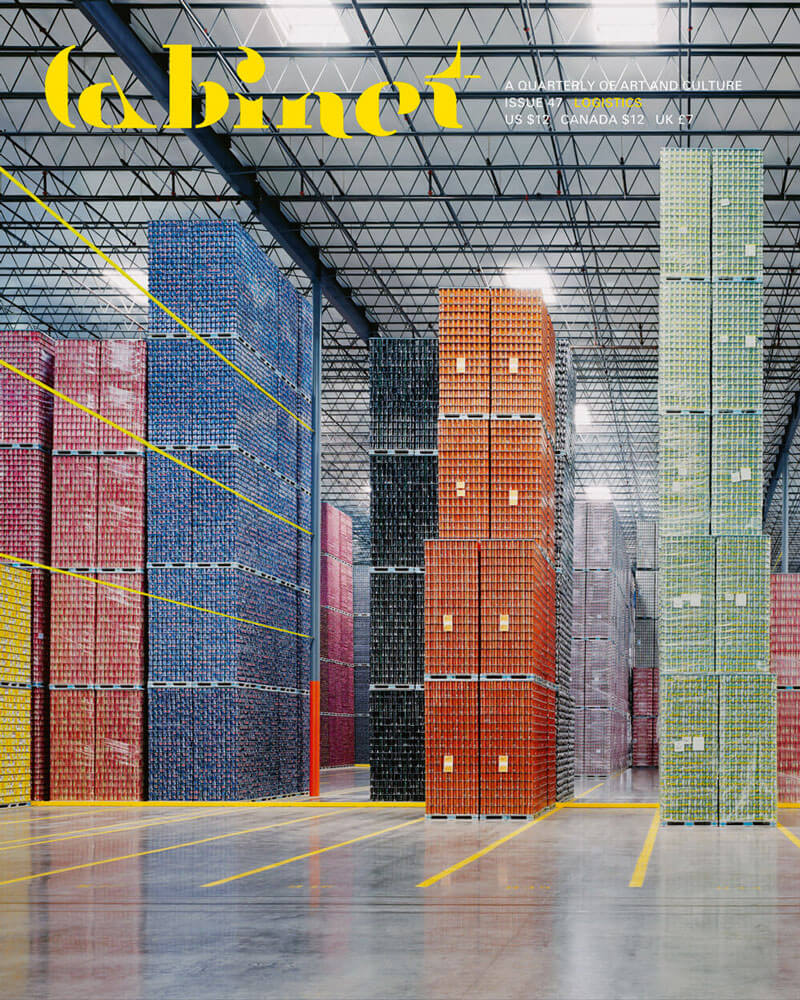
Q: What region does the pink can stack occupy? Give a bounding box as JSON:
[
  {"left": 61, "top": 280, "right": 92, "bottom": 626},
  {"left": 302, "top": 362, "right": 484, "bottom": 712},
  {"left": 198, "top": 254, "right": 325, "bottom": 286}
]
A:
[
  {"left": 49, "top": 340, "right": 147, "bottom": 800},
  {"left": 320, "top": 502, "right": 355, "bottom": 767},
  {"left": 771, "top": 575, "right": 800, "bottom": 801},
  {"left": 0, "top": 330, "right": 55, "bottom": 800}
]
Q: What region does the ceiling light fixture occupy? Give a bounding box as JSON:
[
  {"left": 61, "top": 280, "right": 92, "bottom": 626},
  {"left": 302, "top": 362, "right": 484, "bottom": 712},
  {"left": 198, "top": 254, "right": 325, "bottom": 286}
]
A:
[
  {"left": 593, "top": 0, "right": 658, "bottom": 44},
  {"left": 270, "top": 0, "right": 349, "bottom": 45},
  {"left": 574, "top": 403, "right": 592, "bottom": 428},
  {"left": 585, "top": 485, "right": 613, "bottom": 502},
  {"left": 503, "top": 268, "right": 556, "bottom": 305}
]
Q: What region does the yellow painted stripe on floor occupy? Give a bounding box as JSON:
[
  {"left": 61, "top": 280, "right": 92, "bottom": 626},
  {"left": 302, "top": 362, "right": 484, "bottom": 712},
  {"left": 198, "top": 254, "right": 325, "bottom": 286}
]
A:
[
  {"left": 0, "top": 809, "right": 224, "bottom": 850},
  {"left": 777, "top": 822, "right": 800, "bottom": 848},
  {"left": 629, "top": 807, "right": 660, "bottom": 888},
  {"left": 564, "top": 802, "right": 659, "bottom": 809},
  {"left": 0, "top": 164, "right": 312, "bottom": 433},
  {"left": 0, "top": 813, "right": 331, "bottom": 888},
  {"left": 0, "top": 809, "right": 98, "bottom": 827},
  {"left": 354, "top": 764, "right": 370, "bottom": 768},
  {"left": 574, "top": 782, "right": 604, "bottom": 800},
  {"left": 417, "top": 805, "right": 562, "bottom": 888},
  {"left": 779, "top": 803, "right": 800, "bottom": 809},
  {"left": 203, "top": 817, "right": 424, "bottom": 887},
  {"left": 35, "top": 799, "right": 424, "bottom": 809}
]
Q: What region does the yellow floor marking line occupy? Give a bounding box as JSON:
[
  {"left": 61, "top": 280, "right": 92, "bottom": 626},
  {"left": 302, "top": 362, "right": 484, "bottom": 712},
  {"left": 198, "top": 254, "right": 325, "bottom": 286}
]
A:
[
  {"left": 564, "top": 802, "right": 659, "bottom": 809},
  {"left": 203, "top": 817, "right": 424, "bottom": 887},
  {"left": 0, "top": 164, "right": 311, "bottom": 433},
  {"left": 574, "top": 781, "right": 604, "bottom": 800},
  {"left": 0, "top": 361, "right": 309, "bottom": 536},
  {"left": 417, "top": 805, "right": 563, "bottom": 888},
  {"left": 629, "top": 807, "right": 660, "bottom": 888},
  {"left": 779, "top": 803, "right": 800, "bottom": 809},
  {"left": 354, "top": 764, "right": 370, "bottom": 769},
  {"left": 0, "top": 809, "right": 98, "bottom": 827},
  {"left": 2, "top": 557, "right": 309, "bottom": 638},
  {"left": 0, "top": 809, "right": 225, "bottom": 850},
  {"left": 777, "top": 822, "right": 800, "bottom": 849},
  {"left": 0, "top": 813, "right": 332, "bottom": 888},
  {"left": 36, "top": 799, "right": 425, "bottom": 809}
]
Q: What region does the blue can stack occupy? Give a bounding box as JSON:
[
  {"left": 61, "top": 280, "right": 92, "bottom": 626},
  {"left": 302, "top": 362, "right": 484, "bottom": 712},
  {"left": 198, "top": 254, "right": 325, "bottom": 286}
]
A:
[{"left": 146, "top": 220, "right": 312, "bottom": 800}]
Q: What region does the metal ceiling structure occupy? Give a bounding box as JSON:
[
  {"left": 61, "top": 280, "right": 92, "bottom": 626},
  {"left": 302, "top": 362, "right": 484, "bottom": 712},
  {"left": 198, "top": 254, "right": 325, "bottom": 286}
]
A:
[{"left": 2, "top": 0, "right": 800, "bottom": 563}]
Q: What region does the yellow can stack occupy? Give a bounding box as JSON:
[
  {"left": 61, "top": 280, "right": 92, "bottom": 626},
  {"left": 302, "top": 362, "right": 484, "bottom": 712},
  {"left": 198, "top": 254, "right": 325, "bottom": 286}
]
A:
[{"left": 0, "top": 565, "right": 31, "bottom": 805}]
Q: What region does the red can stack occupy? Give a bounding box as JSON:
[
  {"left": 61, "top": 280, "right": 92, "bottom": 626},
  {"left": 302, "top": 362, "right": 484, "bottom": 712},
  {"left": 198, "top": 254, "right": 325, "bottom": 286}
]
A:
[
  {"left": 0, "top": 330, "right": 55, "bottom": 800},
  {"left": 49, "top": 341, "right": 146, "bottom": 800},
  {"left": 426, "top": 289, "right": 557, "bottom": 818},
  {"left": 771, "top": 575, "right": 800, "bottom": 800},
  {"left": 320, "top": 502, "right": 355, "bottom": 767}
]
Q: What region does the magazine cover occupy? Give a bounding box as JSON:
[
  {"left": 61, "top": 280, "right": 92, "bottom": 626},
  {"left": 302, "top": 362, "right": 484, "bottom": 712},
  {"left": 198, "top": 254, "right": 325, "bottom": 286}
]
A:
[{"left": 0, "top": 2, "right": 795, "bottom": 998}]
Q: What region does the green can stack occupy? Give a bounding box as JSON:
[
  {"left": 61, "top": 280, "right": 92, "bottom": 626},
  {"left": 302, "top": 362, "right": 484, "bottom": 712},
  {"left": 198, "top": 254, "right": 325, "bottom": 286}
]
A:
[{"left": 658, "top": 146, "right": 775, "bottom": 825}]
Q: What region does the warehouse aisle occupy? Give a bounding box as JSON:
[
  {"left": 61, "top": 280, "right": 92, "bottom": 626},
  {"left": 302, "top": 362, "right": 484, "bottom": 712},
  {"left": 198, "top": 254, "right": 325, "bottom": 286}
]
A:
[{"left": 3, "top": 767, "right": 800, "bottom": 999}]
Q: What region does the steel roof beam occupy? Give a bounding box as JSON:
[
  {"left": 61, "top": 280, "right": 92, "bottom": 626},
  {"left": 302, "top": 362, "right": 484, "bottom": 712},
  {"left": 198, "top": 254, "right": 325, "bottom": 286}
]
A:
[{"left": 72, "top": 0, "right": 377, "bottom": 342}]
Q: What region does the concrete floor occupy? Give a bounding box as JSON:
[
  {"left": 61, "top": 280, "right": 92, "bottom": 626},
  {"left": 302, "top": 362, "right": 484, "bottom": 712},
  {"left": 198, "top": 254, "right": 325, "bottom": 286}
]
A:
[{"left": 1, "top": 768, "right": 800, "bottom": 999}]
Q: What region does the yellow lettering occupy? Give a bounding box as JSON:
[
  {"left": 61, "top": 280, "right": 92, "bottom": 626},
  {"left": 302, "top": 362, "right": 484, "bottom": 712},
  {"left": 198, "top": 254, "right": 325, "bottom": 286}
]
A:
[
  {"left": 45, "top": 45, "right": 75, "bottom": 128},
  {"left": 424, "top": 44, "right": 478, "bottom": 131},
  {"left": 166, "top": 44, "right": 229, "bottom": 129},
  {"left": 234, "top": 46, "right": 266, "bottom": 129},
  {"left": 277, "top": 92, "right": 350, "bottom": 139},
  {"left": 75, "top": 75, "right": 156, "bottom": 129},
  {"left": 355, "top": 81, "right": 420, "bottom": 137}
]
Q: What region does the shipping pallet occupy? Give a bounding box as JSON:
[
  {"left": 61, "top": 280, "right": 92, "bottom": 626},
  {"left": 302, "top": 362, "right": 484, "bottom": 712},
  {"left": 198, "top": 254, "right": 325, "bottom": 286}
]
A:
[
  {"left": 148, "top": 680, "right": 309, "bottom": 695},
  {"left": 662, "top": 820, "right": 776, "bottom": 827},
  {"left": 145, "top": 561, "right": 310, "bottom": 594},
  {"left": 369, "top": 683, "right": 424, "bottom": 691},
  {"left": 0, "top": 802, "right": 31, "bottom": 809},
  {"left": 427, "top": 810, "right": 548, "bottom": 822},
  {"left": 369, "top": 449, "right": 437, "bottom": 457},
  {"left": 370, "top": 566, "right": 424, "bottom": 574}
]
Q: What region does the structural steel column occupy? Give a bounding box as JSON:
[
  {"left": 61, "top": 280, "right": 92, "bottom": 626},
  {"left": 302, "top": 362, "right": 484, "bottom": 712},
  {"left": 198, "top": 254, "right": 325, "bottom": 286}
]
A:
[
  {"left": 783, "top": 455, "right": 789, "bottom": 574},
  {"left": 309, "top": 275, "right": 323, "bottom": 796}
]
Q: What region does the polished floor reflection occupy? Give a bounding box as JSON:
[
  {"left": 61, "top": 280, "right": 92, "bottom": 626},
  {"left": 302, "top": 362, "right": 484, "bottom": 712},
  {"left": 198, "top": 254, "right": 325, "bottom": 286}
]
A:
[{"left": 1, "top": 767, "right": 799, "bottom": 999}]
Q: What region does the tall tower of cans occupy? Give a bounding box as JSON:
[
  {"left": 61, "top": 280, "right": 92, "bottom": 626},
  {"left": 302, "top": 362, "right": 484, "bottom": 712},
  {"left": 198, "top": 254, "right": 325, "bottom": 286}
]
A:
[
  {"left": 659, "top": 148, "right": 776, "bottom": 824},
  {"left": 425, "top": 289, "right": 557, "bottom": 818},
  {"left": 368, "top": 338, "right": 438, "bottom": 800},
  {"left": 146, "top": 221, "right": 312, "bottom": 800},
  {"left": 555, "top": 339, "right": 577, "bottom": 799}
]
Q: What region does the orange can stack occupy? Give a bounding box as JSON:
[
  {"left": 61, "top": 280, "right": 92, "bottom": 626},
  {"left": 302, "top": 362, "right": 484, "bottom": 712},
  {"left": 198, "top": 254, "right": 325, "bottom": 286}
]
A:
[{"left": 425, "top": 288, "right": 558, "bottom": 818}]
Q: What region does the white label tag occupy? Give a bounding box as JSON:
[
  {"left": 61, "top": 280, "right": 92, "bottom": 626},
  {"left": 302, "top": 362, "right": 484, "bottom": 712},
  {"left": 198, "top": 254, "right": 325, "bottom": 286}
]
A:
[
  {"left": 508, "top": 356, "right": 519, "bottom": 374},
  {"left": 739, "top": 466, "right": 752, "bottom": 481},
  {"left": 443, "top": 614, "right": 453, "bottom": 632},
  {"left": 675, "top": 740, "right": 685, "bottom": 753},
  {"left": 745, "top": 243, "right": 756, "bottom": 258},
  {"left": 720, "top": 198, "right": 730, "bottom": 207},
  {"left": 724, "top": 591, "right": 734, "bottom": 602},
  {"left": 745, "top": 335, "right": 756, "bottom": 348},
  {"left": 456, "top": 479, "right": 466, "bottom": 498},
  {"left": 719, "top": 334, "right": 729, "bottom": 344},
  {"left": 672, "top": 481, "right": 682, "bottom": 495},
  {"left": 677, "top": 463, "right": 689, "bottom": 477},
  {"left": 731, "top": 470, "right": 741, "bottom": 483},
  {"left": 735, "top": 592, "right": 748, "bottom": 607},
  {"left": 443, "top": 755, "right": 454, "bottom": 773},
  {"left": 498, "top": 755, "right": 509, "bottom": 773},
  {"left": 508, "top": 488, "right": 518, "bottom": 507},
  {"left": 456, "top": 357, "right": 466, "bottom": 374},
  {"left": 693, "top": 736, "right": 705, "bottom": 752},
  {"left": 679, "top": 226, "right": 688, "bottom": 235},
  {"left": 688, "top": 593, "right": 702, "bottom": 608},
  {"left": 672, "top": 597, "right": 683, "bottom": 609},
  {"left": 499, "top": 614, "right": 510, "bottom": 632}
]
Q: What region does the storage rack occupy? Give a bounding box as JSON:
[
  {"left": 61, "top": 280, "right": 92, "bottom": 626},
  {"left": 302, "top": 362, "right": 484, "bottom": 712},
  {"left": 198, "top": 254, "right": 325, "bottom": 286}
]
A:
[
  {"left": 633, "top": 520, "right": 659, "bottom": 766},
  {"left": 147, "top": 220, "right": 312, "bottom": 800},
  {"left": 353, "top": 564, "right": 370, "bottom": 764},
  {"left": 425, "top": 288, "right": 557, "bottom": 818},
  {"left": 658, "top": 148, "right": 776, "bottom": 825},
  {"left": 369, "top": 337, "right": 438, "bottom": 801}
]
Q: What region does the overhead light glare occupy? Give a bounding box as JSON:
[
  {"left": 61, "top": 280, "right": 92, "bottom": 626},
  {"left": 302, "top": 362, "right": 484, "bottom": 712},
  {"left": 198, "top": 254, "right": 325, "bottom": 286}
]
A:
[
  {"left": 503, "top": 268, "right": 556, "bottom": 305},
  {"left": 104, "top": 267, "right": 147, "bottom": 295},
  {"left": 270, "top": 0, "right": 349, "bottom": 45},
  {"left": 593, "top": 0, "right": 658, "bottom": 44},
  {"left": 574, "top": 403, "right": 592, "bottom": 428},
  {"left": 585, "top": 485, "right": 613, "bottom": 501}
]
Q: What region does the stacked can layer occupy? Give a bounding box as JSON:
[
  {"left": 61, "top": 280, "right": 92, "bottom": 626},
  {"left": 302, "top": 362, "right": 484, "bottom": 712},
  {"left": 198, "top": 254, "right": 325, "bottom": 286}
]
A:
[{"left": 321, "top": 503, "right": 355, "bottom": 767}]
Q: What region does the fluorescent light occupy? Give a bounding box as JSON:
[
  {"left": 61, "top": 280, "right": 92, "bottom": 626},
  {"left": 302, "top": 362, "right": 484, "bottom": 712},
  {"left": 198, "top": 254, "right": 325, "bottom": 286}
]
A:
[
  {"left": 104, "top": 267, "right": 147, "bottom": 295},
  {"left": 574, "top": 403, "right": 592, "bottom": 428},
  {"left": 593, "top": 0, "right": 658, "bottom": 44},
  {"left": 504, "top": 268, "right": 556, "bottom": 304},
  {"left": 270, "top": 0, "right": 348, "bottom": 45},
  {"left": 585, "top": 485, "right": 613, "bottom": 501}
]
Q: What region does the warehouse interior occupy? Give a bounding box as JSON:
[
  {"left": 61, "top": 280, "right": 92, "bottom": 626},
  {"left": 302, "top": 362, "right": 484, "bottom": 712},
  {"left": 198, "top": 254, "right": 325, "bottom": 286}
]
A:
[{"left": 3, "top": 2, "right": 800, "bottom": 999}]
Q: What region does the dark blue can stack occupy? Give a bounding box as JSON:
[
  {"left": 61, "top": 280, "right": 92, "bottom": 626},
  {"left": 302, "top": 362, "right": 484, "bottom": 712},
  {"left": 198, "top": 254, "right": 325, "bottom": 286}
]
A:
[{"left": 146, "top": 220, "right": 312, "bottom": 800}]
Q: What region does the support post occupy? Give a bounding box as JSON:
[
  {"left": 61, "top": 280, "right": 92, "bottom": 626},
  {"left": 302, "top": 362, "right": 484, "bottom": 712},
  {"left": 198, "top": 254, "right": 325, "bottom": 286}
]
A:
[
  {"left": 309, "top": 274, "right": 323, "bottom": 796},
  {"left": 783, "top": 455, "right": 789, "bottom": 574}
]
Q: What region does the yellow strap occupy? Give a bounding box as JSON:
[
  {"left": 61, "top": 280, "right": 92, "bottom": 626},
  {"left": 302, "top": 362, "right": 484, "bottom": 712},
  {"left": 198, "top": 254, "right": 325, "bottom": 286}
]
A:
[
  {"left": 0, "top": 555, "right": 310, "bottom": 638},
  {"left": 0, "top": 163, "right": 312, "bottom": 433},
  {"left": 0, "top": 359, "right": 310, "bottom": 536}
]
